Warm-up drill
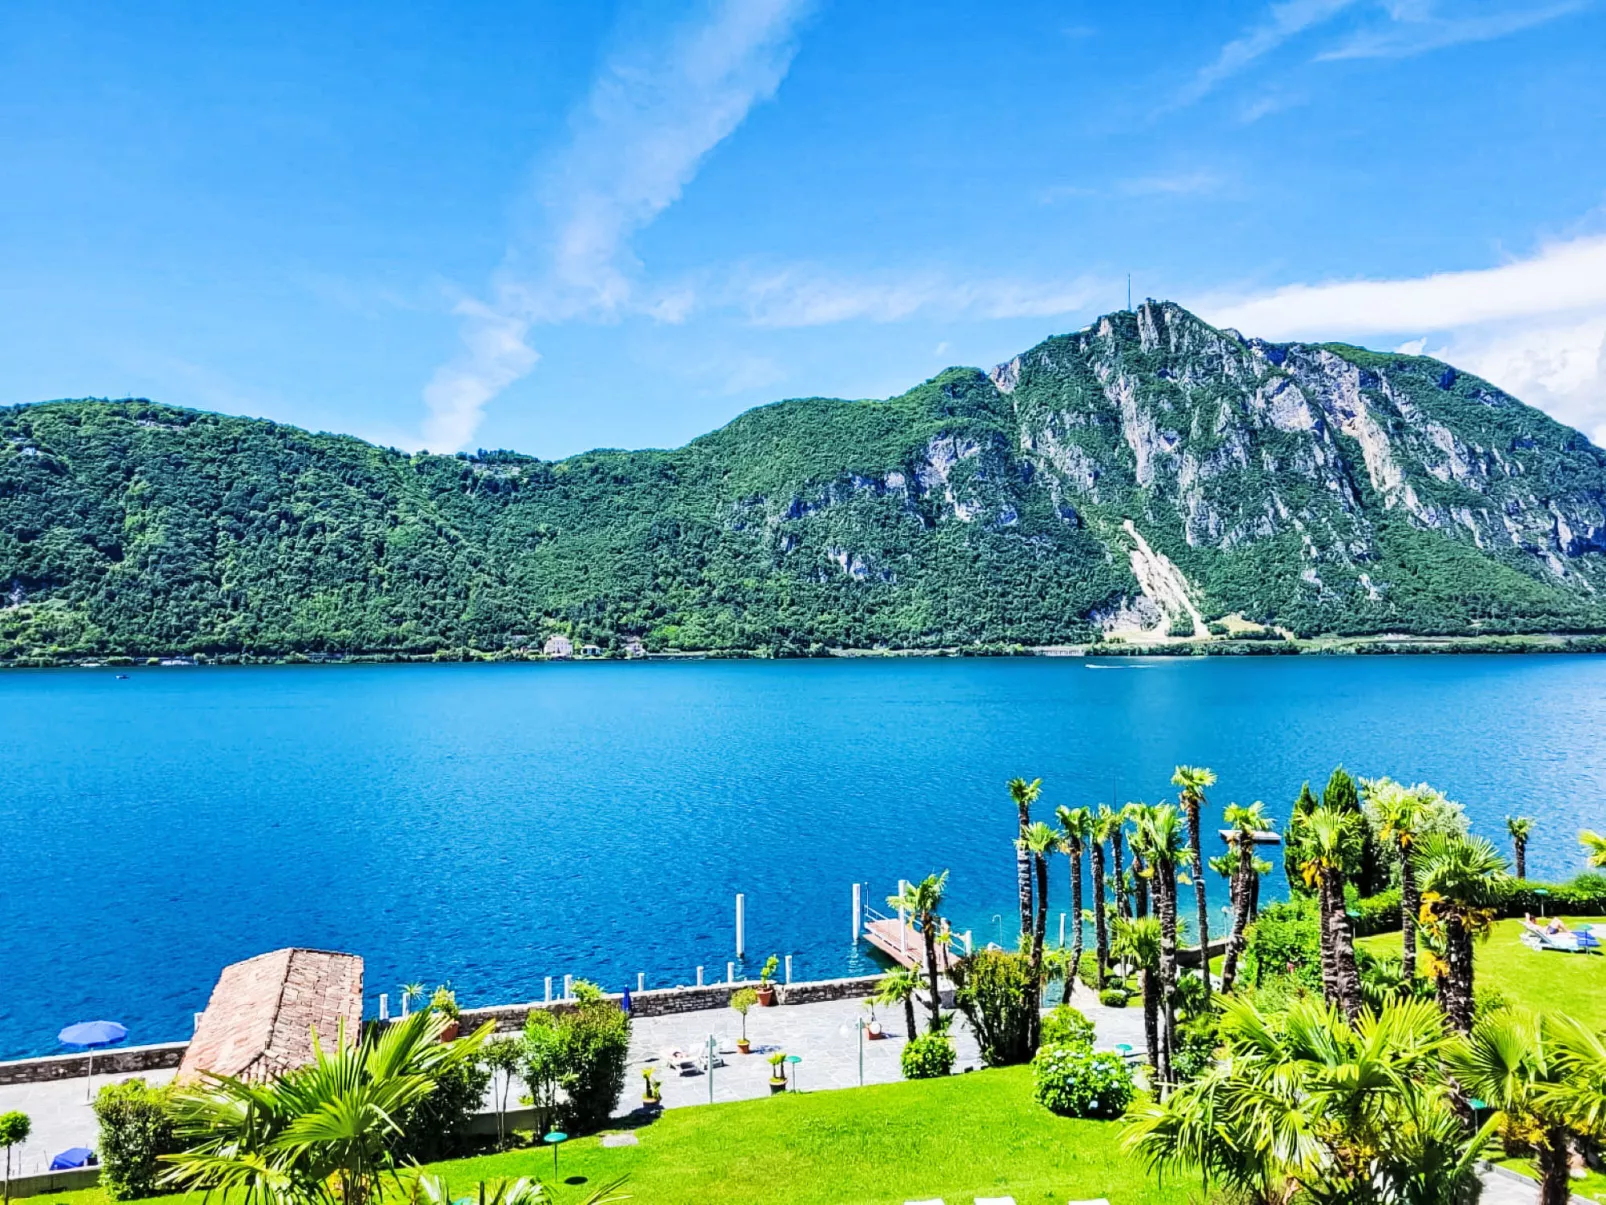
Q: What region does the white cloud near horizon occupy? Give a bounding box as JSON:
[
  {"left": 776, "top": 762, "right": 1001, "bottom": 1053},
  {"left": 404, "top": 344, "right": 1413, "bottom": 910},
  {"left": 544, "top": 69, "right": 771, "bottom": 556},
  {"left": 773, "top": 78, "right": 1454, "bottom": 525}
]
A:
[
  {"left": 1204, "top": 232, "right": 1606, "bottom": 444},
  {"left": 418, "top": 0, "right": 811, "bottom": 452}
]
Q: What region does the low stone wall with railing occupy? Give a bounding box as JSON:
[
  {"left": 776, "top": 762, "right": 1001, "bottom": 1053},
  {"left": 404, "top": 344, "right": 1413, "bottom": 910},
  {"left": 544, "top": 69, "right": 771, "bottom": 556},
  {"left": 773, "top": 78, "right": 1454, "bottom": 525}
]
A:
[{"left": 0, "top": 1041, "right": 189, "bottom": 1087}]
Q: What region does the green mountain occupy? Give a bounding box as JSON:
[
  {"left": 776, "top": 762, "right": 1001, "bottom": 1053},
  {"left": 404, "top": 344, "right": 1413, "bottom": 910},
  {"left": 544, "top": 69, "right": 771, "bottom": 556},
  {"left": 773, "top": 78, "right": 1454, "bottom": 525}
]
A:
[{"left": 5, "top": 300, "right": 1606, "bottom": 661}]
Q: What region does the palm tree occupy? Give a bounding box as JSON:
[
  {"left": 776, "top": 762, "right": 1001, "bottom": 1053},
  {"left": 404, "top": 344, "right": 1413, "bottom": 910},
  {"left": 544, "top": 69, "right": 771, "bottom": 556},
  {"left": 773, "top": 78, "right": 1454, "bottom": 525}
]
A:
[
  {"left": 1110, "top": 808, "right": 1130, "bottom": 921},
  {"left": 1455, "top": 1009, "right": 1575, "bottom": 1205},
  {"left": 1112, "top": 915, "right": 1163, "bottom": 1076},
  {"left": 1284, "top": 780, "right": 1319, "bottom": 888},
  {"left": 1135, "top": 803, "right": 1188, "bottom": 1087},
  {"left": 1373, "top": 780, "right": 1427, "bottom": 985},
  {"left": 1022, "top": 821, "right": 1058, "bottom": 985},
  {"left": 1505, "top": 816, "right": 1535, "bottom": 880},
  {"left": 1055, "top": 805, "right": 1092, "bottom": 985},
  {"left": 1170, "top": 766, "right": 1217, "bottom": 1005},
  {"left": 164, "top": 1008, "right": 492, "bottom": 1205},
  {"left": 1130, "top": 843, "right": 1150, "bottom": 917},
  {"left": 1578, "top": 829, "right": 1606, "bottom": 868},
  {"left": 1219, "top": 801, "right": 1268, "bottom": 995},
  {"left": 874, "top": 966, "right": 924, "bottom": 1039},
  {"left": 887, "top": 871, "right": 950, "bottom": 1033},
  {"left": 1292, "top": 806, "right": 1363, "bottom": 1017},
  {"left": 1540, "top": 1015, "right": 1606, "bottom": 1188},
  {"left": 1416, "top": 832, "right": 1507, "bottom": 1034},
  {"left": 1007, "top": 778, "right": 1042, "bottom": 941},
  {"left": 1091, "top": 804, "right": 1118, "bottom": 989}
]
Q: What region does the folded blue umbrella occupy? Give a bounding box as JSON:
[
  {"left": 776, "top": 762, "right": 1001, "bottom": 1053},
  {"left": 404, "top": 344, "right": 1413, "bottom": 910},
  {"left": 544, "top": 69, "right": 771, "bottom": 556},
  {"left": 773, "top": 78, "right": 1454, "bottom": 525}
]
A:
[
  {"left": 58, "top": 1021, "right": 127, "bottom": 1048},
  {"left": 51, "top": 1148, "right": 94, "bottom": 1170},
  {"left": 621, "top": 988, "right": 633, "bottom": 1013}
]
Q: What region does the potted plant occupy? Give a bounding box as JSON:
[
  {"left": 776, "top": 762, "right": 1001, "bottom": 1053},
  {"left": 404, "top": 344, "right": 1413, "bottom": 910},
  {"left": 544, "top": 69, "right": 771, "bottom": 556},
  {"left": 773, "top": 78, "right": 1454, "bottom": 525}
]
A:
[
  {"left": 640, "top": 1067, "right": 662, "bottom": 1109},
  {"left": 730, "top": 987, "right": 759, "bottom": 1053},
  {"left": 756, "top": 955, "right": 780, "bottom": 1006},
  {"left": 429, "top": 984, "right": 461, "bottom": 1041},
  {"left": 767, "top": 1051, "right": 788, "bottom": 1093}
]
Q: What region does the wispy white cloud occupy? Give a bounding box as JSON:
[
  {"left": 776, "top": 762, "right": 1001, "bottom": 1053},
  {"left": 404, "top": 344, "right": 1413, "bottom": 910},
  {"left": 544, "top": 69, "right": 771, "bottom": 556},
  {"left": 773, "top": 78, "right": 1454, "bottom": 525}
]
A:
[
  {"left": 1318, "top": 0, "right": 1590, "bottom": 59},
  {"left": 1118, "top": 170, "right": 1223, "bottom": 196},
  {"left": 1178, "top": 0, "right": 1358, "bottom": 105},
  {"left": 419, "top": 0, "right": 811, "bottom": 451},
  {"left": 731, "top": 266, "right": 1110, "bottom": 328},
  {"left": 1201, "top": 232, "right": 1606, "bottom": 444}
]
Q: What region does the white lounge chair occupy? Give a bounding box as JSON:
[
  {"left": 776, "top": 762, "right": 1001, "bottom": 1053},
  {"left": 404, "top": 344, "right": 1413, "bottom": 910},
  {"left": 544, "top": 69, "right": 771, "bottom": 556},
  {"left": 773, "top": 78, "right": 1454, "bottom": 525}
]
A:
[{"left": 1521, "top": 920, "right": 1600, "bottom": 953}]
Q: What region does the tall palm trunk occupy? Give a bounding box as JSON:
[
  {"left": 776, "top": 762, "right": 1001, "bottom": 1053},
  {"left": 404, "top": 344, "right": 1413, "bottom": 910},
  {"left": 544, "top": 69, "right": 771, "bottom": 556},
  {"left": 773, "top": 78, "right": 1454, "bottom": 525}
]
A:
[
  {"left": 1141, "top": 966, "right": 1160, "bottom": 1077},
  {"left": 902, "top": 991, "right": 917, "bottom": 1040},
  {"left": 1538, "top": 1125, "right": 1573, "bottom": 1205},
  {"left": 1031, "top": 851, "right": 1049, "bottom": 1046},
  {"left": 1219, "top": 834, "right": 1255, "bottom": 994},
  {"left": 920, "top": 917, "right": 942, "bottom": 1032},
  {"left": 1156, "top": 866, "right": 1179, "bottom": 1090},
  {"left": 1068, "top": 840, "right": 1085, "bottom": 982},
  {"left": 1091, "top": 839, "right": 1110, "bottom": 989},
  {"left": 1247, "top": 864, "right": 1260, "bottom": 919},
  {"left": 1315, "top": 868, "right": 1338, "bottom": 1001},
  {"left": 1514, "top": 835, "right": 1528, "bottom": 880},
  {"left": 1441, "top": 913, "right": 1475, "bottom": 1034},
  {"left": 1400, "top": 845, "right": 1419, "bottom": 985},
  {"left": 1323, "top": 870, "right": 1362, "bottom": 1018},
  {"left": 1016, "top": 837, "right": 1033, "bottom": 941},
  {"left": 1184, "top": 802, "right": 1210, "bottom": 1003},
  {"left": 1132, "top": 848, "right": 1150, "bottom": 917},
  {"left": 1111, "top": 825, "right": 1129, "bottom": 920}
]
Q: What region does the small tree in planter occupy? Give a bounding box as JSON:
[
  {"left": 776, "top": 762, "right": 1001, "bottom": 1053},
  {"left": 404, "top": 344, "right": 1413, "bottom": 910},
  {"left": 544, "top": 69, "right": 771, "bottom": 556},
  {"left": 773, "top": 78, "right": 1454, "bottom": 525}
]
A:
[
  {"left": 0, "top": 1111, "right": 31, "bottom": 1205},
  {"left": 756, "top": 956, "right": 780, "bottom": 1006},
  {"left": 640, "top": 1067, "right": 662, "bottom": 1108},
  {"left": 430, "top": 985, "right": 461, "bottom": 1041},
  {"left": 730, "top": 987, "right": 759, "bottom": 1052},
  {"left": 767, "top": 1051, "right": 788, "bottom": 1092}
]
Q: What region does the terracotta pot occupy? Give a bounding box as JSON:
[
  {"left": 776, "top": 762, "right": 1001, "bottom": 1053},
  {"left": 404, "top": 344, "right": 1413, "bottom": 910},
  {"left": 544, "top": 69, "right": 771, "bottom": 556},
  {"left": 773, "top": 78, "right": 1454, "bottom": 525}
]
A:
[
  {"left": 756, "top": 984, "right": 776, "bottom": 1006},
  {"left": 737, "top": 1038, "right": 752, "bottom": 1054},
  {"left": 439, "top": 1019, "right": 460, "bottom": 1042}
]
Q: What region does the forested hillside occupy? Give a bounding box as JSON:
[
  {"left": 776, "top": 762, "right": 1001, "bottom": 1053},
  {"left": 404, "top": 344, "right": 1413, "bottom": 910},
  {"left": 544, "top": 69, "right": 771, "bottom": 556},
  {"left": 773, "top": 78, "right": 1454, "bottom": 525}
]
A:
[{"left": 4, "top": 301, "right": 1605, "bottom": 662}]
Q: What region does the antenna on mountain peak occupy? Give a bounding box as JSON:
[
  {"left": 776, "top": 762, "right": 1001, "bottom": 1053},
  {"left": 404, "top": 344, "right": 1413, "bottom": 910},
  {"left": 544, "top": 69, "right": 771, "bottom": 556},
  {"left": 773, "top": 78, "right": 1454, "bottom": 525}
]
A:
[{"left": 1127, "top": 274, "right": 1132, "bottom": 312}]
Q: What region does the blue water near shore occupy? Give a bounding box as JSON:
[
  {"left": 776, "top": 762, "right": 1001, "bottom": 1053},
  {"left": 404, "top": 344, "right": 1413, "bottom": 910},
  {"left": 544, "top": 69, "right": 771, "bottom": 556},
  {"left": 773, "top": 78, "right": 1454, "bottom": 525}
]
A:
[{"left": 1, "top": 655, "right": 1602, "bottom": 1058}]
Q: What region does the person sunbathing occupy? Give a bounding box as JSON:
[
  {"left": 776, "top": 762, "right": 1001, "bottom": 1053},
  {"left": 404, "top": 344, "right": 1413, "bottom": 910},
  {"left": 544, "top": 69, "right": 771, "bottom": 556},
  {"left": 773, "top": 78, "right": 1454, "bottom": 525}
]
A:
[{"left": 1526, "top": 913, "right": 1572, "bottom": 936}]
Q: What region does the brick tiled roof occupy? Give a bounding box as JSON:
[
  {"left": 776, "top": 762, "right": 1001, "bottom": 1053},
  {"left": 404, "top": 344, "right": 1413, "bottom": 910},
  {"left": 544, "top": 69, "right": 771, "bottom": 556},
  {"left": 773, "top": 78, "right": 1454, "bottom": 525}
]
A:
[{"left": 178, "top": 948, "right": 364, "bottom": 1083}]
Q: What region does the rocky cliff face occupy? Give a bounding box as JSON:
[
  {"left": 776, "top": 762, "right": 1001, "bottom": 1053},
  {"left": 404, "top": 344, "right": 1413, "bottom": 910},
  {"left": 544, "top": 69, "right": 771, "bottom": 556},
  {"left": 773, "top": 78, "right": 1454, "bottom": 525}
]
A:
[{"left": 4, "top": 301, "right": 1605, "bottom": 659}]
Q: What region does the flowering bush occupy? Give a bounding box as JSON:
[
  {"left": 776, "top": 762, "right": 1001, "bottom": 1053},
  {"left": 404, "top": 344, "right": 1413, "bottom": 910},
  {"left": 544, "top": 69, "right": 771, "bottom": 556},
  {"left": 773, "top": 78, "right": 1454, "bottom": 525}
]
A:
[
  {"left": 1032, "top": 1044, "right": 1134, "bottom": 1118},
  {"left": 1039, "top": 1004, "right": 1096, "bottom": 1050},
  {"left": 901, "top": 1033, "right": 956, "bottom": 1080}
]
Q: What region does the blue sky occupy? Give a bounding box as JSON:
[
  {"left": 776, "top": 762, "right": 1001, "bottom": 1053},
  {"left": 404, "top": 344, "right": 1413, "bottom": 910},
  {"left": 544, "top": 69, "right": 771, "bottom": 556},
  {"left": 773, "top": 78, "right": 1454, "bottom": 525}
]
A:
[{"left": 2, "top": 0, "right": 1604, "bottom": 456}]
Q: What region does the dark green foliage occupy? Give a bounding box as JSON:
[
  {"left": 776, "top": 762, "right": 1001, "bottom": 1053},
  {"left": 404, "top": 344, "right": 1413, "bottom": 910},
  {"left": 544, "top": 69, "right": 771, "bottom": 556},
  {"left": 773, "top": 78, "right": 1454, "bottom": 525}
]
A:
[
  {"left": 554, "top": 1000, "right": 632, "bottom": 1134},
  {"left": 91, "top": 1079, "right": 180, "bottom": 1200},
  {"left": 1031, "top": 1045, "right": 1134, "bottom": 1118},
  {"left": 900, "top": 1034, "right": 956, "bottom": 1080},
  {"left": 1039, "top": 1004, "right": 1096, "bottom": 1050},
  {"left": 1350, "top": 887, "right": 1403, "bottom": 936},
  {"left": 1097, "top": 988, "right": 1129, "bottom": 1007},
  {"left": 1285, "top": 782, "right": 1320, "bottom": 888},
  {"left": 396, "top": 1056, "right": 491, "bottom": 1160},
  {"left": 6, "top": 302, "right": 1606, "bottom": 659},
  {"left": 1243, "top": 897, "right": 1322, "bottom": 990},
  {"left": 1170, "top": 1016, "right": 1220, "bottom": 1083},
  {"left": 951, "top": 948, "right": 1038, "bottom": 1067}
]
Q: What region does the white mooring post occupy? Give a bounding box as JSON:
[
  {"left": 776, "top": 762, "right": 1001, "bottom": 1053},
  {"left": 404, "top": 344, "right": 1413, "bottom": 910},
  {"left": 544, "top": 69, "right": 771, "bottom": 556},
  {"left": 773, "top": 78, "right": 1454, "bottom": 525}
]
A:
[
  {"left": 696, "top": 965, "right": 704, "bottom": 987},
  {"left": 784, "top": 954, "right": 792, "bottom": 984},
  {"left": 852, "top": 882, "right": 862, "bottom": 943},
  {"left": 735, "top": 892, "right": 746, "bottom": 959},
  {"left": 379, "top": 994, "right": 389, "bottom": 1022},
  {"left": 544, "top": 977, "right": 552, "bottom": 1003},
  {"left": 964, "top": 930, "right": 973, "bottom": 955},
  {"left": 563, "top": 974, "right": 573, "bottom": 1001},
  {"left": 638, "top": 972, "right": 645, "bottom": 992},
  {"left": 727, "top": 961, "right": 735, "bottom": 984},
  {"left": 1058, "top": 911, "right": 1066, "bottom": 949},
  {"left": 898, "top": 879, "right": 909, "bottom": 957}
]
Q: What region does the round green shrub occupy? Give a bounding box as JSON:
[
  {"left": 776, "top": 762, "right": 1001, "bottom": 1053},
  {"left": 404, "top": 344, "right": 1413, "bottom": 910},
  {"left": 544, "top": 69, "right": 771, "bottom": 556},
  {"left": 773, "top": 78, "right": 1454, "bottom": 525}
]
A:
[
  {"left": 1032, "top": 1045, "right": 1135, "bottom": 1118},
  {"left": 92, "top": 1079, "right": 180, "bottom": 1200},
  {"left": 901, "top": 1033, "right": 956, "bottom": 1080},
  {"left": 1098, "top": 988, "right": 1129, "bottom": 1008},
  {"left": 1039, "top": 1004, "right": 1096, "bottom": 1050}
]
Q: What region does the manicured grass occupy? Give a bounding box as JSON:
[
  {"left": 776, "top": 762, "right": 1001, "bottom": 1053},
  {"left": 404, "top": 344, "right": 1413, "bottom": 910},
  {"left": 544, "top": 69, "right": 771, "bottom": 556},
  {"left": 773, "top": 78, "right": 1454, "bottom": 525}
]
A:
[
  {"left": 1497, "top": 1156, "right": 1606, "bottom": 1204},
  {"left": 28, "top": 1066, "right": 1182, "bottom": 1205},
  {"left": 1357, "top": 916, "right": 1606, "bottom": 1029}
]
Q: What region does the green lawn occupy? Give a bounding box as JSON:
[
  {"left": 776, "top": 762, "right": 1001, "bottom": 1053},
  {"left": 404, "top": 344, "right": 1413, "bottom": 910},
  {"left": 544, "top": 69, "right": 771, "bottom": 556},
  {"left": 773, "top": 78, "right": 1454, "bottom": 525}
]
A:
[
  {"left": 28, "top": 1067, "right": 1182, "bottom": 1205},
  {"left": 1357, "top": 916, "right": 1606, "bottom": 1029}
]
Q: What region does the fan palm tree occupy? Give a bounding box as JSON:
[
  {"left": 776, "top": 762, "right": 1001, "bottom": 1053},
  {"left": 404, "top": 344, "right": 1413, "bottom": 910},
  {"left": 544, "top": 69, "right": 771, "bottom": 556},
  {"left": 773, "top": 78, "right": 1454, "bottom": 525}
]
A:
[
  {"left": 1171, "top": 766, "right": 1217, "bottom": 1004},
  {"left": 1540, "top": 1015, "right": 1606, "bottom": 1174},
  {"left": 1292, "top": 806, "right": 1363, "bottom": 1018},
  {"left": 1372, "top": 780, "right": 1428, "bottom": 985},
  {"left": 1505, "top": 816, "right": 1535, "bottom": 880},
  {"left": 1110, "top": 807, "right": 1131, "bottom": 921},
  {"left": 1091, "top": 804, "right": 1120, "bottom": 989},
  {"left": 873, "top": 966, "right": 925, "bottom": 1039},
  {"left": 1007, "top": 778, "right": 1041, "bottom": 940},
  {"left": 887, "top": 871, "right": 950, "bottom": 1033},
  {"left": 1055, "top": 805, "right": 1092, "bottom": 984},
  {"left": 1135, "top": 803, "right": 1188, "bottom": 1087},
  {"left": 163, "top": 1008, "right": 492, "bottom": 1205},
  {"left": 1112, "top": 915, "right": 1163, "bottom": 1076},
  {"left": 1131, "top": 843, "right": 1150, "bottom": 917},
  {"left": 1022, "top": 821, "right": 1058, "bottom": 986},
  {"left": 1219, "top": 801, "right": 1269, "bottom": 995},
  {"left": 1578, "top": 829, "right": 1606, "bottom": 869},
  {"left": 1416, "top": 832, "right": 1507, "bottom": 1034},
  {"left": 1454, "top": 1009, "right": 1575, "bottom": 1205}
]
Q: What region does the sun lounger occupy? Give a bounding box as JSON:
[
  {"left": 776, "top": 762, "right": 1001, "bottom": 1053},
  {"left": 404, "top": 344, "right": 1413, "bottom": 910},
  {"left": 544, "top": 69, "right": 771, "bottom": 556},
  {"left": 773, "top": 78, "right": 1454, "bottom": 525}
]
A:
[
  {"left": 658, "top": 1047, "right": 701, "bottom": 1074},
  {"left": 1521, "top": 921, "right": 1600, "bottom": 952}
]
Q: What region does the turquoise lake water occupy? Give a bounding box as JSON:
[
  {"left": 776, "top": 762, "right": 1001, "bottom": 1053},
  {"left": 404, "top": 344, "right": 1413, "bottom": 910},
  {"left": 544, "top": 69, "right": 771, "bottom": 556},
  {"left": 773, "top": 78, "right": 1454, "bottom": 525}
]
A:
[{"left": 1, "top": 655, "right": 1601, "bottom": 1057}]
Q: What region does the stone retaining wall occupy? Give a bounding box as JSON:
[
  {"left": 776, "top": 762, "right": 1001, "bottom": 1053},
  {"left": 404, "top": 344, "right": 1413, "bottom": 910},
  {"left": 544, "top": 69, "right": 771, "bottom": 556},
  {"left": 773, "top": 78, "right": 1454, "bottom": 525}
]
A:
[{"left": 0, "top": 1041, "right": 188, "bottom": 1086}]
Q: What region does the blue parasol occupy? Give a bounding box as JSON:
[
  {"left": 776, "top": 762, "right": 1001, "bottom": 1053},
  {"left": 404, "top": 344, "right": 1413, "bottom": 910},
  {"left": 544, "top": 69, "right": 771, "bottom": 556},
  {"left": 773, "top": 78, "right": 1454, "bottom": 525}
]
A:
[
  {"left": 621, "top": 988, "right": 633, "bottom": 1013},
  {"left": 50, "top": 1148, "right": 94, "bottom": 1170},
  {"left": 60, "top": 1020, "right": 128, "bottom": 1100}
]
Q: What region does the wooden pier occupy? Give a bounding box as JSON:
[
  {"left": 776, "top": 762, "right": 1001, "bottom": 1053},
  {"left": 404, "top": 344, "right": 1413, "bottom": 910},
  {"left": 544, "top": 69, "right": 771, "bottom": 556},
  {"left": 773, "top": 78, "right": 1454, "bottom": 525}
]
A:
[{"left": 862, "top": 916, "right": 960, "bottom": 972}]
